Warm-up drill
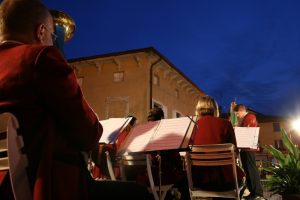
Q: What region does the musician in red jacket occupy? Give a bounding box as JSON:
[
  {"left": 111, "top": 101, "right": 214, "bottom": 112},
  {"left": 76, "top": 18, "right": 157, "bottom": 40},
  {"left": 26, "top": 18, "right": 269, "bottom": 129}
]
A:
[
  {"left": 91, "top": 116, "right": 137, "bottom": 180},
  {"left": 235, "top": 104, "right": 265, "bottom": 200},
  {"left": 190, "top": 96, "right": 245, "bottom": 192},
  {"left": 0, "top": 0, "right": 149, "bottom": 199},
  {"left": 148, "top": 107, "right": 183, "bottom": 178}
]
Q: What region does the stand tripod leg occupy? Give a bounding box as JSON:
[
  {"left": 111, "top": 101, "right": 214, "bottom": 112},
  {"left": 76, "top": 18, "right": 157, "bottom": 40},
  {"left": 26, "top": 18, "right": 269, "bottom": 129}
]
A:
[{"left": 157, "top": 151, "right": 162, "bottom": 200}]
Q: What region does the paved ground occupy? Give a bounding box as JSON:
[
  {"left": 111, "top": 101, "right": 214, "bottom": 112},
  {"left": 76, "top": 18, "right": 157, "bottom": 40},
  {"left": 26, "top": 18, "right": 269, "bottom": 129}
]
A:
[{"left": 260, "top": 179, "right": 282, "bottom": 200}]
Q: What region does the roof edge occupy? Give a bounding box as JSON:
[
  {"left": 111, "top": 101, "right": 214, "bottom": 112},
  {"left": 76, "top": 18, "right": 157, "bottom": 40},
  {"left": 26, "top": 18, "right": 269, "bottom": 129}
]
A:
[
  {"left": 68, "top": 47, "right": 156, "bottom": 62},
  {"left": 68, "top": 47, "right": 206, "bottom": 95}
]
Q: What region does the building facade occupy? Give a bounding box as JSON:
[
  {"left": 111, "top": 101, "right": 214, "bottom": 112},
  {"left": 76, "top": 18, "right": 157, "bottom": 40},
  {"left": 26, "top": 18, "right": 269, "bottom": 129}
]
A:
[
  {"left": 69, "top": 47, "right": 206, "bottom": 122},
  {"left": 257, "top": 115, "right": 299, "bottom": 149}
]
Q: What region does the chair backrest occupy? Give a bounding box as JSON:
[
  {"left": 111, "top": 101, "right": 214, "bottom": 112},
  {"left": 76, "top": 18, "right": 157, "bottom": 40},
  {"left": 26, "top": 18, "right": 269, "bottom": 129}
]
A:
[
  {"left": 0, "top": 114, "right": 9, "bottom": 171},
  {"left": 0, "top": 113, "right": 32, "bottom": 200},
  {"left": 185, "top": 143, "right": 240, "bottom": 199}
]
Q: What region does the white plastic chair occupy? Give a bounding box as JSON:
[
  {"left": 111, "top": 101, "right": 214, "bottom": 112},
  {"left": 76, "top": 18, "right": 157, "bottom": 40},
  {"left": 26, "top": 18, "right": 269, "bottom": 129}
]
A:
[
  {"left": 185, "top": 143, "right": 244, "bottom": 200},
  {"left": 119, "top": 153, "right": 173, "bottom": 200},
  {"left": 0, "top": 113, "right": 32, "bottom": 200}
]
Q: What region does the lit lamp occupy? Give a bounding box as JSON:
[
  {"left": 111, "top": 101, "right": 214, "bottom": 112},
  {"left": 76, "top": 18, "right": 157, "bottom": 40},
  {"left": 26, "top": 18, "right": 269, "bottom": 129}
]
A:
[
  {"left": 290, "top": 118, "right": 300, "bottom": 147},
  {"left": 292, "top": 118, "right": 300, "bottom": 133}
]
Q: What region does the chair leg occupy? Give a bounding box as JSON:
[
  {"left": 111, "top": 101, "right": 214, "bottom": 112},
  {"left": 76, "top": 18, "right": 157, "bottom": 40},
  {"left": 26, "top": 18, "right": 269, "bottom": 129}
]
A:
[{"left": 161, "top": 190, "right": 168, "bottom": 200}]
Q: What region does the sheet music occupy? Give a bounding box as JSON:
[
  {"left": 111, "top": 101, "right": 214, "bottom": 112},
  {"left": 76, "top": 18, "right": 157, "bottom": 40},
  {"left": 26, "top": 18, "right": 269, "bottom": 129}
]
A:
[
  {"left": 118, "top": 121, "right": 159, "bottom": 153},
  {"left": 118, "top": 117, "right": 195, "bottom": 154},
  {"left": 234, "top": 127, "right": 260, "bottom": 149},
  {"left": 145, "top": 117, "right": 192, "bottom": 151},
  {"left": 99, "top": 117, "right": 132, "bottom": 144}
]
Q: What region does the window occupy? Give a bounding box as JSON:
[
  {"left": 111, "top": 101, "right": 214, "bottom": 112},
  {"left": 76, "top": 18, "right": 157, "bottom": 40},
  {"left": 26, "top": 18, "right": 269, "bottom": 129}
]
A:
[
  {"left": 274, "top": 139, "right": 284, "bottom": 150},
  {"left": 153, "top": 75, "right": 159, "bottom": 85},
  {"left": 152, "top": 100, "right": 167, "bottom": 118},
  {"left": 175, "top": 112, "right": 182, "bottom": 118},
  {"left": 113, "top": 71, "right": 124, "bottom": 82},
  {"left": 273, "top": 122, "right": 281, "bottom": 132},
  {"left": 172, "top": 110, "right": 183, "bottom": 118},
  {"left": 176, "top": 112, "right": 182, "bottom": 118},
  {"left": 153, "top": 102, "right": 163, "bottom": 109},
  {"left": 105, "top": 97, "right": 129, "bottom": 119}
]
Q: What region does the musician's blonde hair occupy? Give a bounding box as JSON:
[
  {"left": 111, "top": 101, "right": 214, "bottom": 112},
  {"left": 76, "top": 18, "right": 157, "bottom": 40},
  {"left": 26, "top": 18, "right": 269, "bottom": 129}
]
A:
[{"left": 195, "top": 96, "right": 219, "bottom": 118}]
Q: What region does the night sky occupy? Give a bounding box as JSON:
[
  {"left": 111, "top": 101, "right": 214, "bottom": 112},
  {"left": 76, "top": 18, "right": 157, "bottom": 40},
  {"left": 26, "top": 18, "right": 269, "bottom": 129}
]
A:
[{"left": 42, "top": 0, "right": 300, "bottom": 117}]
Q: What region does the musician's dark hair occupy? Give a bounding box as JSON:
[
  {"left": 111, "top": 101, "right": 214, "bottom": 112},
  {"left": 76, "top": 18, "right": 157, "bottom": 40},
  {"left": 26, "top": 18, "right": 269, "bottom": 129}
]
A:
[
  {"left": 127, "top": 115, "right": 137, "bottom": 126},
  {"left": 147, "top": 107, "right": 164, "bottom": 121},
  {"left": 234, "top": 104, "right": 247, "bottom": 112},
  {"left": 0, "top": 0, "right": 49, "bottom": 35}
]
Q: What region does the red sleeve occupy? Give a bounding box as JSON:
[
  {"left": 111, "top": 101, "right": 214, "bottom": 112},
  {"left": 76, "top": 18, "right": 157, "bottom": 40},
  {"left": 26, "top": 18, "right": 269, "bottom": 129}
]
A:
[
  {"left": 224, "top": 120, "right": 237, "bottom": 146},
  {"left": 242, "top": 113, "right": 258, "bottom": 127},
  {"left": 35, "top": 46, "right": 102, "bottom": 151},
  {"left": 241, "top": 113, "right": 259, "bottom": 151}
]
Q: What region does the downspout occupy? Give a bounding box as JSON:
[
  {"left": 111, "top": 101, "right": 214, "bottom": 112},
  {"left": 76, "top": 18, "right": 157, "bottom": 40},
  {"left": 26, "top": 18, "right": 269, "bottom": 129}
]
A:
[{"left": 149, "top": 58, "right": 162, "bottom": 110}]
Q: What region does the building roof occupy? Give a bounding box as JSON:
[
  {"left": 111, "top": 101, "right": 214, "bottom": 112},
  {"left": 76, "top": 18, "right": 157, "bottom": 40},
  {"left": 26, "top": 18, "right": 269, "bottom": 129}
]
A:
[
  {"left": 220, "top": 108, "right": 290, "bottom": 123},
  {"left": 247, "top": 108, "right": 290, "bottom": 123},
  {"left": 68, "top": 47, "right": 206, "bottom": 95},
  {"left": 255, "top": 114, "right": 290, "bottom": 123}
]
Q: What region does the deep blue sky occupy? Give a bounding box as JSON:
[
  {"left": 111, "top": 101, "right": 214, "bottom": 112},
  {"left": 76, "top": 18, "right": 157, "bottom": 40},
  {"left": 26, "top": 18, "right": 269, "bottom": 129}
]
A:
[{"left": 43, "top": 0, "right": 300, "bottom": 117}]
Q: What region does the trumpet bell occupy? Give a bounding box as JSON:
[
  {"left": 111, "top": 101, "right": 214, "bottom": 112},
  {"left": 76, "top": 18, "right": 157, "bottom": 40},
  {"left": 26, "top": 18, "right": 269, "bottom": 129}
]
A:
[{"left": 50, "top": 10, "right": 76, "bottom": 42}]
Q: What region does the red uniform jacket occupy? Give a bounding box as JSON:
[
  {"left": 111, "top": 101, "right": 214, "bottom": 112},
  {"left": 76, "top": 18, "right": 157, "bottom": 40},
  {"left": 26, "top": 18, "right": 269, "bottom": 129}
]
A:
[
  {"left": 189, "top": 115, "right": 245, "bottom": 190},
  {"left": 241, "top": 113, "right": 259, "bottom": 152},
  {"left": 0, "top": 43, "right": 102, "bottom": 200},
  {"left": 242, "top": 113, "right": 258, "bottom": 127}
]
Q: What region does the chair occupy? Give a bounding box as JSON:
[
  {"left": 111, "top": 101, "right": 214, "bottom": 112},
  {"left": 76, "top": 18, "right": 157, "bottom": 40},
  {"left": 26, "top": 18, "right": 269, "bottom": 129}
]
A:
[
  {"left": 0, "top": 114, "right": 9, "bottom": 172},
  {"left": 119, "top": 153, "right": 173, "bottom": 200},
  {"left": 185, "top": 143, "right": 243, "bottom": 200},
  {"left": 0, "top": 113, "right": 32, "bottom": 200}
]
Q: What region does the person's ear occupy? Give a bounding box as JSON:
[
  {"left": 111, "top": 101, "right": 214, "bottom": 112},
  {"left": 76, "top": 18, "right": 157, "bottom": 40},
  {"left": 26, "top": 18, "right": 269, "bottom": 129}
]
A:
[{"left": 35, "top": 24, "right": 45, "bottom": 43}]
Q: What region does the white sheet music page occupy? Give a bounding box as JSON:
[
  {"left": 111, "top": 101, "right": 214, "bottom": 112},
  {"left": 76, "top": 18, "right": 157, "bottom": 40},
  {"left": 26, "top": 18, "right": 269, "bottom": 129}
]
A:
[
  {"left": 118, "top": 121, "right": 159, "bottom": 153},
  {"left": 98, "top": 117, "right": 131, "bottom": 144},
  {"left": 145, "top": 117, "right": 192, "bottom": 151},
  {"left": 234, "top": 127, "right": 260, "bottom": 149}
]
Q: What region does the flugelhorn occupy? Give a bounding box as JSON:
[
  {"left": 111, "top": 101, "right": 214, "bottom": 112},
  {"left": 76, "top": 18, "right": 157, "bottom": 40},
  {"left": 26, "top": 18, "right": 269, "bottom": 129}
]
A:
[{"left": 49, "top": 10, "right": 76, "bottom": 54}]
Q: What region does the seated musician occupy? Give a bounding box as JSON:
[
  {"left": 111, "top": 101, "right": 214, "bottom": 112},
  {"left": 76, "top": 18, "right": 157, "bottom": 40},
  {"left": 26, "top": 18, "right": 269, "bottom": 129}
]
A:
[
  {"left": 91, "top": 116, "right": 137, "bottom": 179},
  {"left": 189, "top": 96, "right": 245, "bottom": 191},
  {"left": 147, "top": 107, "right": 184, "bottom": 186},
  {"left": 147, "top": 107, "right": 189, "bottom": 199},
  {"left": 0, "top": 0, "right": 150, "bottom": 199}
]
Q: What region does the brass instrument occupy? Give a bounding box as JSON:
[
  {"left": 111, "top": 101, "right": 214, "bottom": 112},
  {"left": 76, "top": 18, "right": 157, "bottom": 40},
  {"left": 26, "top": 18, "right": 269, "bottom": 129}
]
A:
[{"left": 49, "top": 10, "right": 76, "bottom": 42}]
